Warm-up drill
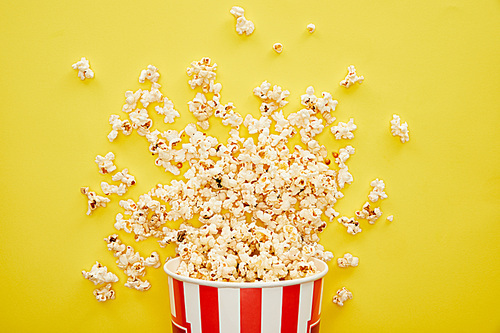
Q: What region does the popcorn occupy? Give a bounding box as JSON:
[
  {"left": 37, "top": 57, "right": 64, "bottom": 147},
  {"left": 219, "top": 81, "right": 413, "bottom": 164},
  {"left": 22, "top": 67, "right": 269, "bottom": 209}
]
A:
[
  {"left": 186, "top": 57, "right": 219, "bottom": 93},
  {"left": 155, "top": 97, "right": 180, "bottom": 124},
  {"left": 355, "top": 201, "right": 382, "bottom": 224},
  {"left": 387, "top": 215, "right": 394, "bottom": 222},
  {"left": 368, "top": 178, "right": 387, "bottom": 202},
  {"left": 101, "top": 182, "right": 128, "bottom": 196},
  {"left": 230, "top": 6, "right": 254, "bottom": 36},
  {"left": 340, "top": 65, "right": 364, "bottom": 88},
  {"left": 95, "top": 152, "right": 116, "bottom": 174},
  {"left": 93, "top": 284, "right": 116, "bottom": 302},
  {"left": 72, "top": 57, "right": 94, "bottom": 81},
  {"left": 338, "top": 216, "right": 361, "bottom": 235},
  {"left": 111, "top": 169, "right": 136, "bottom": 187},
  {"left": 82, "top": 262, "right": 119, "bottom": 285},
  {"left": 331, "top": 118, "right": 357, "bottom": 140},
  {"left": 108, "top": 115, "right": 132, "bottom": 142},
  {"left": 129, "top": 108, "right": 153, "bottom": 136},
  {"left": 140, "top": 82, "right": 163, "bottom": 107},
  {"left": 139, "top": 65, "right": 160, "bottom": 83},
  {"left": 332, "top": 287, "right": 353, "bottom": 306},
  {"left": 122, "top": 90, "right": 142, "bottom": 113},
  {"left": 273, "top": 43, "right": 283, "bottom": 54},
  {"left": 188, "top": 93, "right": 216, "bottom": 130},
  {"left": 390, "top": 114, "right": 410, "bottom": 143},
  {"left": 80, "top": 187, "right": 110, "bottom": 215},
  {"left": 337, "top": 253, "right": 359, "bottom": 268},
  {"left": 253, "top": 81, "right": 290, "bottom": 115},
  {"left": 307, "top": 23, "right": 316, "bottom": 33},
  {"left": 104, "top": 235, "right": 156, "bottom": 291}
]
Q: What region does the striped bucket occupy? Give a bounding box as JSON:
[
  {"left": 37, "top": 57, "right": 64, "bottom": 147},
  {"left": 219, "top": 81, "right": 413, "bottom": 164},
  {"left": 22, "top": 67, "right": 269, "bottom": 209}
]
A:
[{"left": 164, "top": 257, "right": 328, "bottom": 333}]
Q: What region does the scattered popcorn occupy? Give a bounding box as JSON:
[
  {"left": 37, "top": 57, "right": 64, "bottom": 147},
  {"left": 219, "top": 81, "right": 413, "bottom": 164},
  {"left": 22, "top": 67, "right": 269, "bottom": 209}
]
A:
[
  {"left": 273, "top": 43, "right": 283, "bottom": 54},
  {"left": 331, "top": 118, "right": 357, "bottom": 140},
  {"left": 253, "top": 81, "right": 290, "bottom": 115},
  {"left": 72, "top": 57, "right": 94, "bottom": 81},
  {"left": 338, "top": 216, "right": 362, "bottom": 235},
  {"left": 101, "top": 182, "right": 128, "bottom": 196},
  {"left": 80, "top": 187, "right": 110, "bottom": 215},
  {"left": 139, "top": 65, "right": 160, "bottom": 84},
  {"left": 155, "top": 97, "right": 180, "bottom": 124},
  {"left": 82, "top": 261, "right": 119, "bottom": 285},
  {"left": 307, "top": 23, "right": 316, "bottom": 33},
  {"left": 337, "top": 253, "right": 359, "bottom": 268},
  {"left": 111, "top": 169, "right": 136, "bottom": 187},
  {"left": 340, "top": 65, "right": 364, "bottom": 88},
  {"left": 355, "top": 201, "right": 382, "bottom": 224},
  {"left": 93, "top": 284, "right": 116, "bottom": 302},
  {"left": 108, "top": 115, "right": 132, "bottom": 142},
  {"left": 332, "top": 287, "right": 353, "bottom": 306},
  {"left": 368, "top": 178, "right": 387, "bottom": 203},
  {"left": 230, "top": 6, "right": 254, "bottom": 36},
  {"left": 387, "top": 215, "right": 394, "bottom": 222},
  {"left": 95, "top": 152, "right": 116, "bottom": 174},
  {"left": 140, "top": 82, "right": 163, "bottom": 108},
  {"left": 104, "top": 234, "right": 157, "bottom": 291},
  {"left": 390, "top": 114, "right": 410, "bottom": 143},
  {"left": 186, "top": 57, "right": 220, "bottom": 93}
]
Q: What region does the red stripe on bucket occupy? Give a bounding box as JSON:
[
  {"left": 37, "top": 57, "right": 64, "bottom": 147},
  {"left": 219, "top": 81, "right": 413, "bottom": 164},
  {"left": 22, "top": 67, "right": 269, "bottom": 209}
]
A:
[
  {"left": 240, "top": 288, "right": 262, "bottom": 333},
  {"left": 281, "top": 285, "right": 300, "bottom": 333},
  {"left": 307, "top": 279, "right": 323, "bottom": 332},
  {"left": 199, "top": 285, "right": 220, "bottom": 333},
  {"left": 172, "top": 279, "right": 186, "bottom": 324}
]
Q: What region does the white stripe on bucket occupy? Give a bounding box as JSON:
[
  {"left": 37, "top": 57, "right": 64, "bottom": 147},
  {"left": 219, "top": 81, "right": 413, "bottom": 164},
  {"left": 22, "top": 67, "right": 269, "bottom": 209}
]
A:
[
  {"left": 218, "top": 288, "right": 241, "bottom": 333},
  {"left": 261, "top": 287, "right": 283, "bottom": 333},
  {"left": 318, "top": 281, "right": 324, "bottom": 315},
  {"left": 168, "top": 276, "right": 176, "bottom": 318},
  {"left": 184, "top": 282, "right": 202, "bottom": 333},
  {"left": 297, "top": 282, "right": 314, "bottom": 333}
]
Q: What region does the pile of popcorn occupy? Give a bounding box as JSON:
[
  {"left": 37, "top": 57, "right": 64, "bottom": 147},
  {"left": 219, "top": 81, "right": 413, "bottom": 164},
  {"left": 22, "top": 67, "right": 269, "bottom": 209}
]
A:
[{"left": 80, "top": 55, "right": 407, "bottom": 303}]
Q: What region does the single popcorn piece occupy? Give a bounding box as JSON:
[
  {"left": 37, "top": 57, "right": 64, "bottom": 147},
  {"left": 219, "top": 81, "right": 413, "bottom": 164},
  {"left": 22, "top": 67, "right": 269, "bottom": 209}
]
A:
[
  {"left": 253, "top": 81, "right": 290, "bottom": 115},
  {"left": 390, "top": 114, "right": 410, "bottom": 143},
  {"left": 108, "top": 115, "right": 133, "bottom": 142},
  {"left": 122, "top": 90, "right": 142, "bottom": 113},
  {"left": 331, "top": 118, "right": 357, "bottom": 140},
  {"left": 307, "top": 23, "right": 316, "bottom": 33},
  {"left": 230, "top": 6, "right": 254, "bottom": 36},
  {"left": 368, "top": 178, "right": 388, "bottom": 203},
  {"left": 332, "top": 287, "right": 353, "bottom": 306},
  {"left": 80, "top": 187, "right": 110, "bottom": 215},
  {"left": 155, "top": 97, "right": 180, "bottom": 124},
  {"left": 144, "top": 252, "right": 161, "bottom": 269},
  {"left": 387, "top": 215, "right": 394, "bottom": 222},
  {"left": 111, "top": 169, "right": 136, "bottom": 187},
  {"left": 72, "top": 57, "right": 94, "bottom": 81},
  {"left": 340, "top": 65, "right": 364, "bottom": 88},
  {"left": 125, "top": 277, "right": 151, "bottom": 291},
  {"left": 139, "top": 65, "right": 160, "bottom": 83},
  {"left": 101, "top": 182, "right": 128, "bottom": 196},
  {"left": 93, "top": 284, "right": 116, "bottom": 302},
  {"left": 337, "top": 253, "right": 359, "bottom": 268},
  {"left": 338, "top": 216, "right": 362, "bottom": 235},
  {"left": 355, "top": 201, "right": 382, "bottom": 224},
  {"left": 95, "top": 152, "right": 116, "bottom": 174},
  {"left": 82, "top": 261, "right": 119, "bottom": 285},
  {"left": 273, "top": 43, "right": 283, "bottom": 54}
]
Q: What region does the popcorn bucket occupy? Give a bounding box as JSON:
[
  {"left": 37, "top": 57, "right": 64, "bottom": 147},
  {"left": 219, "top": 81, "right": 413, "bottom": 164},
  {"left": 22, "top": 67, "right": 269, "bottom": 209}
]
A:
[{"left": 164, "top": 257, "right": 328, "bottom": 333}]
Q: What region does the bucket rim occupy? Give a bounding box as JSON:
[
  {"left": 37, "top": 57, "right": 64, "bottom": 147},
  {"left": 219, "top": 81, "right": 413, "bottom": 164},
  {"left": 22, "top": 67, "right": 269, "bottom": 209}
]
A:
[{"left": 163, "top": 257, "right": 328, "bottom": 288}]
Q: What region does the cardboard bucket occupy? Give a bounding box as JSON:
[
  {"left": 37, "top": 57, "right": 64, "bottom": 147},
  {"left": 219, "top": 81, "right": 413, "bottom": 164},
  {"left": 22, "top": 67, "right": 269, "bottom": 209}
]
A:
[{"left": 164, "top": 257, "right": 328, "bottom": 333}]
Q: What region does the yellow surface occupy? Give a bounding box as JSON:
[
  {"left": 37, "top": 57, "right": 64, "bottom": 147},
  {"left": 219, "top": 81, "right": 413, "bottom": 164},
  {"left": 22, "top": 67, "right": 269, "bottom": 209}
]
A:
[{"left": 0, "top": 0, "right": 499, "bottom": 332}]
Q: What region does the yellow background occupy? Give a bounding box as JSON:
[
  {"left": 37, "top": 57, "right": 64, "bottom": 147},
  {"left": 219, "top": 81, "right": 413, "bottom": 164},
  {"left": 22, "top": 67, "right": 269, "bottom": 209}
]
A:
[{"left": 0, "top": 0, "right": 499, "bottom": 332}]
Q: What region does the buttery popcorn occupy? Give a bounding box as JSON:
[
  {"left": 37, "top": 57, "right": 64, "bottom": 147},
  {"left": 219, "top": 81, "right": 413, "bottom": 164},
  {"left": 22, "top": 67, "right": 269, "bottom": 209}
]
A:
[
  {"left": 82, "top": 261, "right": 119, "bottom": 285},
  {"left": 331, "top": 118, "right": 357, "bottom": 140},
  {"left": 253, "top": 81, "right": 290, "bottom": 115},
  {"left": 230, "top": 6, "right": 254, "bottom": 36},
  {"left": 155, "top": 97, "right": 180, "bottom": 124},
  {"left": 101, "top": 182, "right": 128, "bottom": 196},
  {"left": 108, "top": 115, "right": 132, "bottom": 142},
  {"left": 338, "top": 216, "right": 362, "bottom": 235},
  {"left": 307, "top": 23, "right": 316, "bottom": 33},
  {"left": 72, "top": 57, "right": 94, "bottom": 81},
  {"left": 390, "top": 114, "right": 410, "bottom": 143},
  {"left": 340, "top": 65, "right": 364, "bottom": 88},
  {"left": 332, "top": 287, "right": 353, "bottom": 306},
  {"left": 368, "top": 178, "right": 387, "bottom": 203},
  {"left": 273, "top": 43, "right": 283, "bottom": 54},
  {"left": 387, "top": 215, "right": 394, "bottom": 222},
  {"left": 80, "top": 187, "right": 110, "bottom": 215},
  {"left": 355, "top": 202, "right": 382, "bottom": 224},
  {"left": 337, "top": 253, "right": 359, "bottom": 268},
  {"left": 111, "top": 169, "right": 136, "bottom": 187},
  {"left": 93, "top": 284, "right": 116, "bottom": 302},
  {"left": 139, "top": 65, "right": 160, "bottom": 83},
  {"left": 95, "top": 152, "right": 116, "bottom": 174}
]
